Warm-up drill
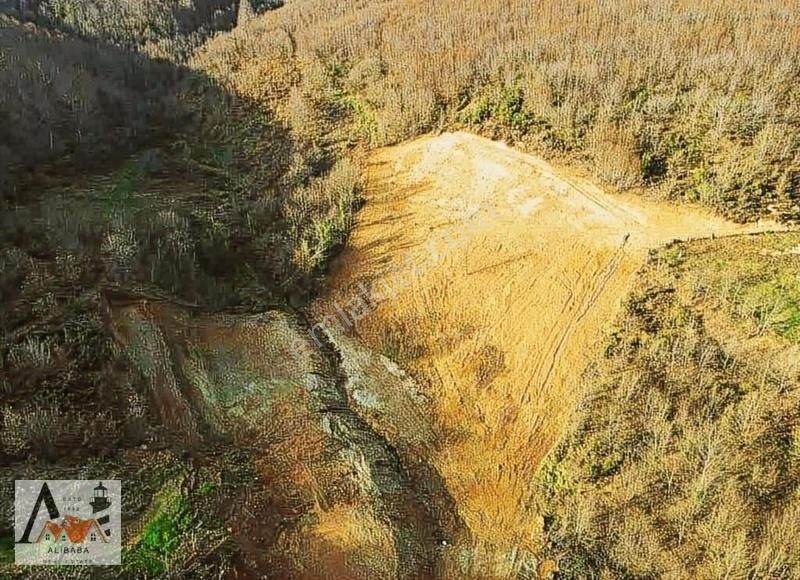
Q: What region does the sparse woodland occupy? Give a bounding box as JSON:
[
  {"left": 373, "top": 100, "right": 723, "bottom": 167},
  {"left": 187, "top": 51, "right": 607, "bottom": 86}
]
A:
[
  {"left": 538, "top": 234, "right": 800, "bottom": 578},
  {"left": 198, "top": 0, "right": 800, "bottom": 221}
]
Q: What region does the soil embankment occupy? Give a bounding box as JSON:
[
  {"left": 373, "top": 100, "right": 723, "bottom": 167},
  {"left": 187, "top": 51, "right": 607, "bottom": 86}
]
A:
[{"left": 316, "top": 131, "right": 781, "bottom": 570}]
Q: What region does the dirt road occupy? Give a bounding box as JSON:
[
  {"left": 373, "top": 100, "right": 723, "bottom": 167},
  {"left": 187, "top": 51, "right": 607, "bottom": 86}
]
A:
[{"left": 316, "top": 132, "right": 779, "bottom": 570}]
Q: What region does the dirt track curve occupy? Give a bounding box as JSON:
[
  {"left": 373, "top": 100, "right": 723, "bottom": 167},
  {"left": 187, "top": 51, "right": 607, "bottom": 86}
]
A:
[{"left": 315, "top": 132, "right": 780, "bottom": 564}]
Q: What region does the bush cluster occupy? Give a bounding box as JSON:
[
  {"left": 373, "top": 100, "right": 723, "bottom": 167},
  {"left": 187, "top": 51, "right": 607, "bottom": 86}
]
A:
[{"left": 538, "top": 234, "right": 800, "bottom": 578}]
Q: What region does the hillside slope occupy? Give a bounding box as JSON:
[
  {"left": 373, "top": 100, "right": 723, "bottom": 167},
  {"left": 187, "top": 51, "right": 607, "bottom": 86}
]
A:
[
  {"left": 316, "top": 132, "right": 785, "bottom": 576},
  {"left": 3, "top": 1, "right": 799, "bottom": 576},
  {"left": 538, "top": 232, "right": 800, "bottom": 578}
]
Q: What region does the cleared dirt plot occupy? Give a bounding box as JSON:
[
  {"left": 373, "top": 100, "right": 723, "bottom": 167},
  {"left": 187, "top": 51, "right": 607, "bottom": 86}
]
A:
[{"left": 317, "top": 131, "right": 783, "bottom": 573}]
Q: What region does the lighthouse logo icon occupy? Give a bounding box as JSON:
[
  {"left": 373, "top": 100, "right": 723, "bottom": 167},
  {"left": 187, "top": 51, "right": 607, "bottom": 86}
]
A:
[
  {"left": 89, "top": 482, "right": 113, "bottom": 539},
  {"left": 14, "top": 480, "right": 121, "bottom": 565},
  {"left": 90, "top": 482, "right": 111, "bottom": 512}
]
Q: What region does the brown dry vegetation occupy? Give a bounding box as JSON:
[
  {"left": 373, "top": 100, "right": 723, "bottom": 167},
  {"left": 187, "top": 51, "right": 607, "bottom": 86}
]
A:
[
  {"left": 0, "top": 15, "right": 187, "bottom": 196},
  {"left": 536, "top": 233, "right": 800, "bottom": 578},
  {"left": 3, "top": 0, "right": 282, "bottom": 54},
  {"left": 1, "top": 8, "right": 360, "bottom": 574},
  {"left": 197, "top": 0, "right": 800, "bottom": 221},
  {"left": 0, "top": 2, "right": 360, "bottom": 459}
]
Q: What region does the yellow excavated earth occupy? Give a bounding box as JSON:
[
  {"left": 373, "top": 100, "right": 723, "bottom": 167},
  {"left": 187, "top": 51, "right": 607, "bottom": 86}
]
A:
[{"left": 316, "top": 131, "right": 781, "bottom": 569}]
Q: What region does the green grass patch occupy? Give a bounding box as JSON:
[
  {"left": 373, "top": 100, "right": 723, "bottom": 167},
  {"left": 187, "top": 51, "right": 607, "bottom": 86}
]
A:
[
  {"left": 659, "top": 245, "right": 686, "bottom": 268},
  {"left": 339, "top": 94, "right": 379, "bottom": 143},
  {"left": 459, "top": 84, "right": 538, "bottom": 132},
  {"left": 740, "top": 272, "right": 800, "bottom": 340},
  {"left": 0, "top": 535, "right": 14, "bottom": 564},
  {"left": 126, "top": 484, "right": 192, "bottom": 576},
  {"left": 199, "top": 481, "right": 218, "bottom": 496},
  {"left": 687, "top": 234, "right": 800, "bottom": 343},
  {"left": 536, "top": 452, "right": 572, "bottom": 500}
]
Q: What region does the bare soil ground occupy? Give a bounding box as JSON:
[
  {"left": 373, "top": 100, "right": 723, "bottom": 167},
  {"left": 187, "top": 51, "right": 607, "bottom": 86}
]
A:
[{"left": 316, "top": 132, "right": 783, "bottom": 568}]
